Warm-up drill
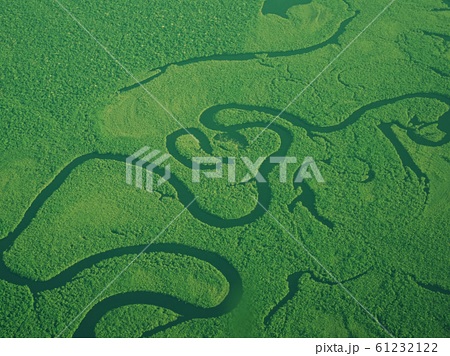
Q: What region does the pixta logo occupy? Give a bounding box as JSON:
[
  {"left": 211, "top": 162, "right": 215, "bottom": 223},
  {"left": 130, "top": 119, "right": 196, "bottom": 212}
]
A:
[
  {"left": 126, "top": 147, "right": 171, "bottom": 193},
  {"left": 126, "top": 147, "right": 324, "bottom": 193},
  {"left": 192, "top": 156, "right": 324, "bottom": 184}
]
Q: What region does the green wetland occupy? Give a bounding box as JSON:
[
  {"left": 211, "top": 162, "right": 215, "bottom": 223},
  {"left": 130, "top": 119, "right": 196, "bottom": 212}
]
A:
[{"left": 0, "top": 0, "right": 449, "bottom": 337}]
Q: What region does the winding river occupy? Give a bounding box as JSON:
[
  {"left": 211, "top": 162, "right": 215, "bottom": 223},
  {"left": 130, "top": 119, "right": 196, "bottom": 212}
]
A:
[{"left": 1, "top": 1, "right": 449, "bottom": 336}]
